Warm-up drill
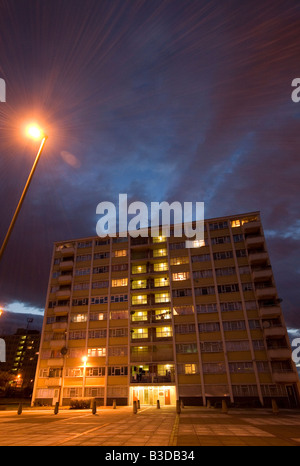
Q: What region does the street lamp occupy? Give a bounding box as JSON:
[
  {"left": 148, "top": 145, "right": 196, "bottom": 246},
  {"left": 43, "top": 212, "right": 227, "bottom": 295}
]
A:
[{"left": 0, "top": 125, "right": 47, "bottom": 261}]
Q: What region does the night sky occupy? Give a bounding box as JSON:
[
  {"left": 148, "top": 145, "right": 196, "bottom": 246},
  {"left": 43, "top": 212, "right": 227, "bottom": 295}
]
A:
[{"left": 0, "top": 0, "right": 299, "bottom": 335}]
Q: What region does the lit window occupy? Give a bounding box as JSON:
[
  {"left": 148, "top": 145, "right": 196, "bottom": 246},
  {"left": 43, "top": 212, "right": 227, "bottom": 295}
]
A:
[
  {"left": 156, "top": 326, "right": 172, "bottom": 338},
  {"left": 185, "top": 364, "right": 197, "bottom": 374},
  {"left": 114, "top": 249, "right": 127, "bottom": 257},
  {"left": 112, "top": 278, "right": 128, "bottom": 287},
  {"left": 231, "top": 220, "right": 241, "bottom": 228},
  {"left": 131, "top": 328, "right": 148, "bottom": 339},
  {"left": 153, "top": 248, "right": 167, "bottom": 257},
  {"left": 192, "top": 239, "right": 206, "bottom": 248},
  {"left": 172, "top": 272, "right": 189, "bottom": 281},
  {"left": 153, "top": 262, "right": 168, "bottom": 271},
  {"left": 132, "top": 279, "right": 147, "bottom": 289},
  {"left": 132, "top": 295, "right": 148, "bottom": 305},
  {"left": 155, "top": 293, "right": 170, "bottom": 303},
  {"left": 132, "top": 265, "right": 147, "bottom": 274},
  {"left": 170, "top": 257, "right": 189, "bottom": 266},
  {"left": 153, "top": 236, "right": 166, "bottom": 243},
  {"left": 154, "top": 277, "right": 169, "bottom": 287}
]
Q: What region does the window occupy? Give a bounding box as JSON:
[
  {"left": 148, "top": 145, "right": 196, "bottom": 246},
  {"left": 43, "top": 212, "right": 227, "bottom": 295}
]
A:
[
  {"left": 108, "top": 346, "right": 127, "bottom": 357},
  {"left": 156, "top": 326, "right": 172, "bottom": 338},
  {"left": 226, "top": 341, "right": 250, "bottom": 351},
  {"left": 239, "top": 266, "right": 250, "bottom": 275},
  {"left": 173, "top": 288, "right": 192, "bottom": 297},
  {"left": 87, "top": 367, "right": 106, "bottom": 377},
  {"left": 155, "top": 309, "right": 171, "bottom": 320},
  {"left": 71, "top": 313, "right": 87, "bottom": 323},
  {"left": 209, "top": 221, "right": 228, "bottom": 230},
  {"left": 170, "top": 256, "right": 189, "bottom": 266},
  {"left": 194, "top": 286, "right": 215, "bottom": 296},
  {"left": 93, "top": 266, "right": 109, "bottom": 274},
  {"left": 90, "top": 312, "right": 106, "bottom": 321},
  {"left": 173, "top": 305, "right": 194, "bottom": 315},
  {"left": 155, "top": 292, "right": 170, "bottom": 303},
  {"left": 203, "top": 363, "right": 226, "bottom": 374},
  {"left": 112, "top": 263, "right": 128, "bottom": 272},
  {"left": 153, "top": 236, "right": 166, "bottom": 243},
  {"left": 217, "top": 284, "right": 239, "bottom": 293},
  {"left": 72, "top": 297, "right": 89, "bottom": 306},
  {"left": 191, "top": 254, "right": 211, "bottom": 263},
  {"left": 215, "top": 267, "right": 235, "bottom": 277},
  {"left": 200, "top": 341, "right": 223, "bottom": 353},
  {"left": 220, "top": 302, "right": 242, "bottom": 312},
  {"left": 65, "top": 368, "right": 84, "bottom": 377},
  {"left": 88, "top": 329, "right": 107, "bottom": 339},
  {"left": 172, "top": 272, "right": 189, "bottom": 281},
  {"left": 95, "top": 239, "right": 110, "bottom": 246},
  {"left": 88, "top": 347, "right": 106, "bottom": 357},
  {"left": 92, "top": 281, "right": 109, "bottom": 289},
  {"left": 77, "top": 241, "right": 92, "bottom": 248},
  {"left": 132, "top": 295, "right": 147, "bottom": 305},
  {"left": 153, "top": 262, "right": 168, "bottom": 272},
  {"left": 112, "top": 278, "right": 128, "bottom": 287},
  {"left": 169, "top": 242, "right": 186, "bottom": 250},
  {"left": 213, "top": 251, "right": 233, "bottom": 260},
  {"left": 76, "top": 254, "right": 92, "bottom": 262},
  {"left": 94, "top": 252, "right": 110, "bottom": 260},
  {"left": 176, "top": 343, "right": 198, "bottom": 354},
  {"left": 153, "top": 248, "right": 167, "bottom": 257},
  {"left": 109, "top": 328, "right": 128, "bottom": 337},
  {"left": 242, "top": 282, "right": 253, "bottom": 291},
  {"left": 108, "top": 366, "right": 128, "bottom": 376},
  {"left": 229, "top": 362, "right": 254, "bottom": 373},
  {"left": 111, "top": 294, "right": 128, "bottom": 303},
  {"left": 74, "top": 282, "right": 90, "bottom": 291},
  {"left": 132, "top": 265, "right": 147, "bottom": 274},
  {"left": 233, "top": 234, "right": 244, "bottom": 242},
  {"left": 196, "top": 303, "right": 218, "bottom": 314},
  {"left": 198, "top": 322, "right": 220, "bottom": 333},
  {"left": 175, "top": 324, "right": 195, "bottom": 334},
  {"left": 223, "top": 320, "right": 246, "bottom": 331},
  {"left": 236, "top": 249, "right": 247, "bottom": 257},
  {"left": 231, "top": 220, "right": 241, "bottom": 228},
  {"left": 113, "top": 249, "right": 127, "bottom": 257},
  {"left": 69, "top": 331, "right": 86, "bottom": 340},
  {"left": 131, "top": 328, "right": 148, "bottom": 339},
  {"left": 110, "top": 310, "right": 128, "bottom": 320},
  {"left": 75, "top": 268, "right": 90, "bottom": 276},
  {"left": 184, "top": 364, "right": 198, "bottom": 374},
  {"left": 211, "top": 236, "right": 231, "bottom": 245},
  {"left": 131, "top": 310, "right": 148, "bottom": 322},
  {"left": 132, "top": 279, "right": 147, "bottom": 289},
  {"left": 91, "top": 296, "right": 108, "bottom": 305}
]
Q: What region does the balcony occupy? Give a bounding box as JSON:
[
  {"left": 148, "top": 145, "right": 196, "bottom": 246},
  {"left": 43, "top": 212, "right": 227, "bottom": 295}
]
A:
[
  {"left": 46, "top": 377, "right": 62, "bottom": 387},
  {"left": 245, "top": 235, "right": 265, "bottom": 249},
  {"left": 255, "top": 287, "right": 277, "bottom": 299},
  {"left": 59, "top": 260, "right": 74, "bottom": 271},
  {"left": 130, "top": 374, "right": 175, "bottom": 384},
  {"left": 268, "top": 348, "right": 291, "bottom": 360},
  {"left": 52, "top": 322, "right": 68, "bottom": 332},
  {"left": 259, "top": 306, "right": 281, "bottom": 317},
  {"left": 252, "top": 268, "right": 273, "bottom": 281},
  {"left": 50, "top": 339, "right": 66, "bottom": 349},
  {"left": 53, "top": 305, "right": 70, "bottom": 315},
  {"left": 58, "top": 274, "right": 72, "bottom": 285},
  {"left": 272, "top": 372, "right": 298, "bottom": 383},
  {"left": 56, "top": 289, "right": 71, "bottom": 299},
  {"left": 47, "top": 358, "right": 64, "bottom": 367},
  {"left": 264, "top": 326, "right": 286, "bottom": 337},
  {"left": 243, "top": 221, "right": 261, "bottom": 234},
  {"left": 248, "top": 252, "right": 268, "bottom": 265},
  {"left": 60, "top": 247, "right": 75, "bottom": 256}
]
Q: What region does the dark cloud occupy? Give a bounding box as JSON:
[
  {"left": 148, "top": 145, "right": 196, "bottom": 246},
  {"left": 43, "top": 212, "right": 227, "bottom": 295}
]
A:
[{"left": 0, "top": 0, "right": 299, "bottom": 330}]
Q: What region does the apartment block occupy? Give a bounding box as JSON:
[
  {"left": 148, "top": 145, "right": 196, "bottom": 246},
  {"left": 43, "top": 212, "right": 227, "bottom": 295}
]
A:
[{"left": 31, "top": 212, "right": 300, "bottom": 408}]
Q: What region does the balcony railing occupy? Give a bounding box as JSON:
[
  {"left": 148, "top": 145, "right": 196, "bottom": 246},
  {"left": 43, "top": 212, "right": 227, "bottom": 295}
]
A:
[{"left": 130, "top": 374, "right": 175, "bottom": 384}]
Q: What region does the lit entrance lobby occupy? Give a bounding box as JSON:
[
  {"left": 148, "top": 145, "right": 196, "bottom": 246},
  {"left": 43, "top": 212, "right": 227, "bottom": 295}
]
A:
[{"left": 130, "top": 364, "right": 176, "bottom": 405}]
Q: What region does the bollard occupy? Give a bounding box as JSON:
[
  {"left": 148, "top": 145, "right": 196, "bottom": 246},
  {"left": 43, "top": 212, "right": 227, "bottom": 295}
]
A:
[
  {"left": 92, "top": 400, "right": 97, "bottom": 415},
  {"left": 113, "top": 399, "right": 117, "bottom": 410},
  {"left": 133, "top": 400, "right": 137, "bottom": 414},
  {"left": 272, "top": 399, "right": 279, "bottom": 415},
  {"left": 17, "top": 403, "right": 22, "bottom": 415},
  {"left": 221, "top": 399, "right": 228, "bottom": 414},
  {"left": 176, "top": 400, "right": 181, "bottom": 415},
  {"left": 54, "top": 402, "right": 59, "bottom": 415},
  {"left": 137, "top": 399, "right": 140, "bottom": 409},
  {"left": 157, "top": 400, "right": 160, "bottom": 409},
  {"left": 206, "top": 399, "right": 211, "bottom": 409}
]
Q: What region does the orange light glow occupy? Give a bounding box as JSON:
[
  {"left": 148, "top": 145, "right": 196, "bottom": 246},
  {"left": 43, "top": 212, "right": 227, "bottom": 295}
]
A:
[{"left": 25, "top": 124, "right": 44, "bottom": 140}]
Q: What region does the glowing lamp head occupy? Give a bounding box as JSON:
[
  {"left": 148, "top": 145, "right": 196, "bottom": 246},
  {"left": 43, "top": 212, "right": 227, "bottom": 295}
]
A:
[
  {"left": 82, "top": 356, "right": 88, "bottom": 364},
  {"left": 26, "top": 124, "right": 44, "bottom": 140}
]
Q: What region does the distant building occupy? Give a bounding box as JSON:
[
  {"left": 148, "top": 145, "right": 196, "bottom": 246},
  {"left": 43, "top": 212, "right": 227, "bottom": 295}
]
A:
[
  {"left": 0, "top": 328, "right": 40, "bottom": 395},
  {"left": 32, "top": 212, "right": 300, "bottom": 408}
]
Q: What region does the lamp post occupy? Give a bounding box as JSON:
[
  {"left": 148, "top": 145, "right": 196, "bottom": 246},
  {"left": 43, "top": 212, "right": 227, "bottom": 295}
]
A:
[{"left": 0, "top": 125, "right": 47, "bottom": 262}]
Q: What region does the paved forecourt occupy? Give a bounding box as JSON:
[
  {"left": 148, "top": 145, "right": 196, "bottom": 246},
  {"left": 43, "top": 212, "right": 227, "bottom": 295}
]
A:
[{"left": 0, "top": 405, "right": 300, "bottom": 446}]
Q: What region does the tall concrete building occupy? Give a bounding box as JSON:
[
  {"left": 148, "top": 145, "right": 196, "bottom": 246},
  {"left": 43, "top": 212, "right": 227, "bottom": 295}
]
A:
[{"left": 32, "top": 212, "right": 300, "bottom": 408}]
